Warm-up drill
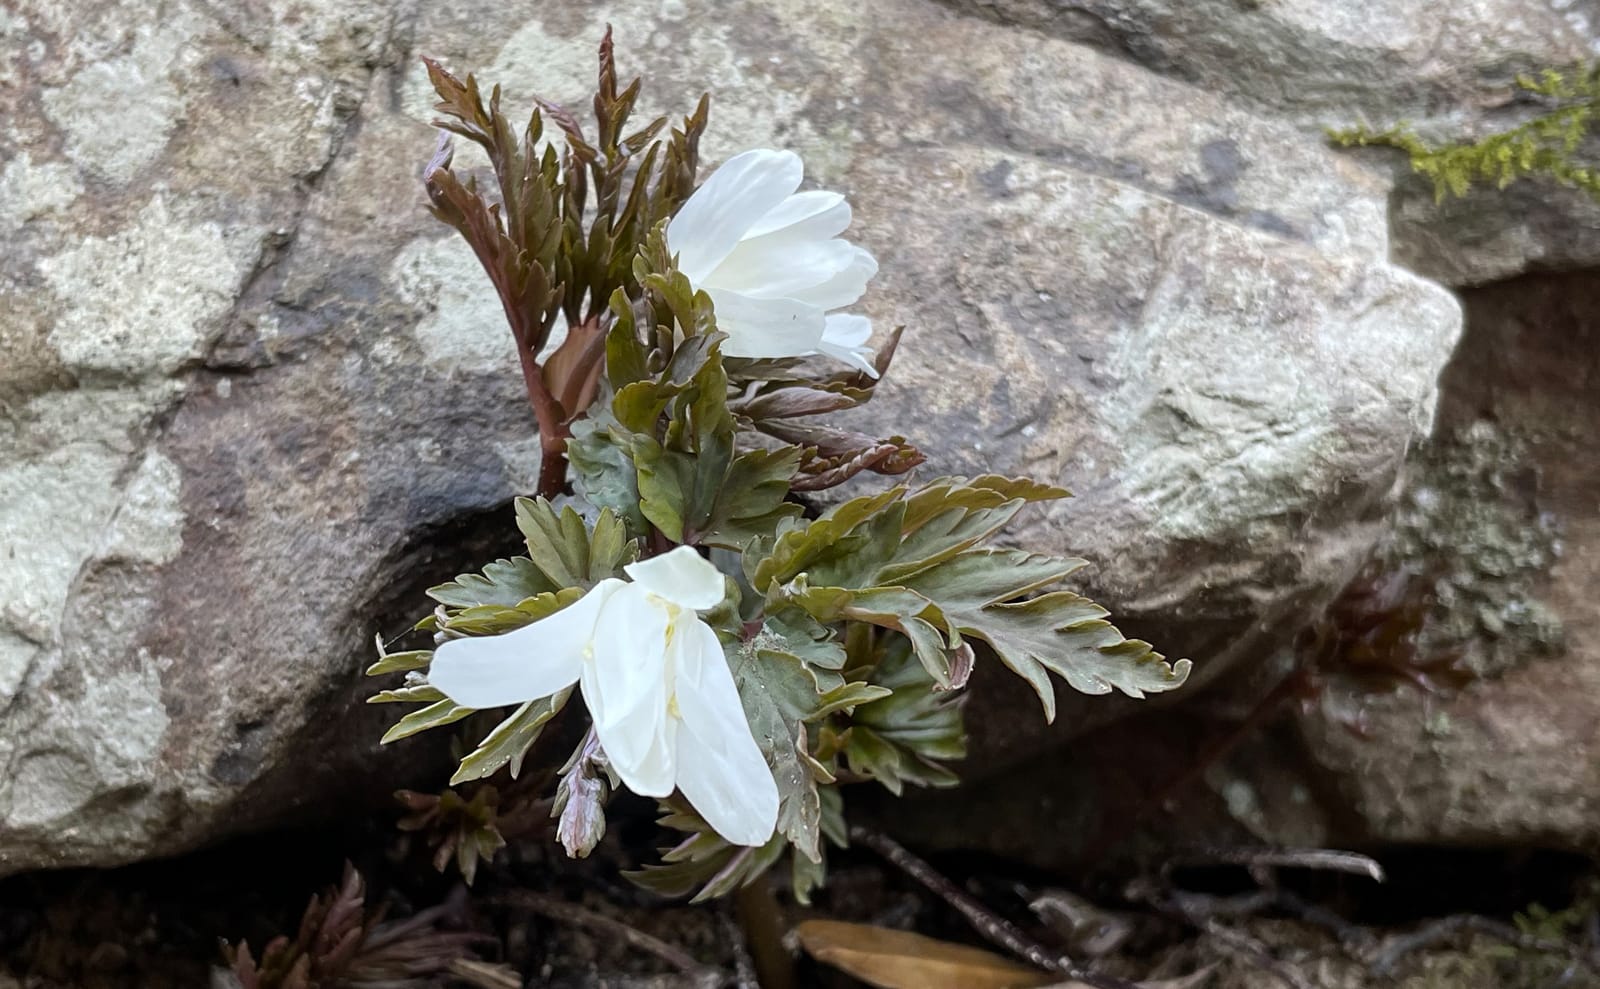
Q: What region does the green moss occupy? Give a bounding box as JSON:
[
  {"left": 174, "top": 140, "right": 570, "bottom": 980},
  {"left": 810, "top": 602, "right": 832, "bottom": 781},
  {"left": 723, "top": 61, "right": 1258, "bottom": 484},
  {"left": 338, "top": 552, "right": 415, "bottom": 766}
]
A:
[{"left": 1330, "top": 64, "right": 1600, "bottom": 203}]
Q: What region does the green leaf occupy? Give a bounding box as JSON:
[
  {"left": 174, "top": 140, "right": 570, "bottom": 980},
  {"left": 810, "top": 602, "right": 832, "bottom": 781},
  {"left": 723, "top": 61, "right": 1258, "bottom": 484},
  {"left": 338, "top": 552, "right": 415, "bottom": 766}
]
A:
[
  {"left": 380, "top": 699, "right": 474, "bottom": 743},
  {"left": 878, "top": 476, "right": 1068, "bottom": 584},
  {"left": 845, "top": 635, "right": 966, "bottom": 795},
  {"left": 366, "top": 644, "right": 433, "bottom": 677},
  {"left": 632, "top": 341, "right": 735, "bottom": 543},
  {"left": 697, "top": 446, "right": 804, "bottom": 549},
  {"left": 427, "top": 557, "right": 557, "bottom": 609},
  {"left": 774, "top": 579, "right": 970, "bottom": 689},
  {"left": 514, "top": 497, "right": 636, "bottom": 589},
  {"left": 612, "top": 333, "right": 717, "bottom": 434},
  {"left": 626, "top": 801, "right": 787, "bottom": 902},
  {"left": 761, "top": 611, "right": 848, "bottom": 674},
  {"left": 603, "top": 285, "right": 648, "bottom": 386},
  {"left": 748, "top": 487, "right": 906, "bottom": 592},
  {"left": 773, "top": 543, "right": 1189, "bottom": 718},
  {"left": 731, "top": 630, "right": 884, "bottom": 862},
  {"left": 437, "top": 587, "right": 584, "bottom": 636},
  {"left": 901, "top": 552, "right": 1191, "bottom": 722},
  {"left": 369, "top": 684, "right": 446, "bottom": 704},
  {"left": 450, "top": 687, "right": 573, "bottom": 784},
  {"left": 568, "top": 410, "right": 648, "bottom": 537},
  {"left": 792, "top": 785, "right": 846, "bottom": 906}
]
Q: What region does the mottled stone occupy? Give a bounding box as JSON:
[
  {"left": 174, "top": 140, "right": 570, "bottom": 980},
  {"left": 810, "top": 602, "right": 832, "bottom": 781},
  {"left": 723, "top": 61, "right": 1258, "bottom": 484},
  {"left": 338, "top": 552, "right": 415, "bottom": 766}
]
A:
[
  {"left": 1283, "top": 271, "right": 1600, "bottom": 849},
  {"left": 0, "top": 0, "right": 1473, "bottom": 874}
]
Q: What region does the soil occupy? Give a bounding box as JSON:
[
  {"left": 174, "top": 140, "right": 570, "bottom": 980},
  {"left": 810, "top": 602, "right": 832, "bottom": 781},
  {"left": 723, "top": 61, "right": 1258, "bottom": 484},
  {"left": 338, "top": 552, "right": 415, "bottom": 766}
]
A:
[{"left": 2, "top": 798, "right": 1597, "bottom": 989}]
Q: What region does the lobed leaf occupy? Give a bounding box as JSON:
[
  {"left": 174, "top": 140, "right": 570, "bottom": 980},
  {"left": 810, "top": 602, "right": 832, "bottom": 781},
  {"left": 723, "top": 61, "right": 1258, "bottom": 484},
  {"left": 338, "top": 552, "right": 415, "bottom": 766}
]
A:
[{"left": 450, "top": 687, "right": 573, "bottom": 784}]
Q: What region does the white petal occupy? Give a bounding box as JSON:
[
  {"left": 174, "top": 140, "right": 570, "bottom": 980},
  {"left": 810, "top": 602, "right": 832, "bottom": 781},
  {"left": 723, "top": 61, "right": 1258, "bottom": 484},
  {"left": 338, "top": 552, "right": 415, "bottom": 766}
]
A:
[
  {"left": 708, "top": 289, "right": 826, "bottom": 359},
  {"left": 667, "top": 149, "right": 802, "bottom": 284},
  {"left": 428, "top": 580, "right": 620, "bottom": 709},
  {"left": 705, "top": 238, "right": 874, "bottom": 309},
  {"left": 671, "top": 619, "right": 779, "bottom": 846},
  {"left": 784, "top": 243, "right": 877, "bottom": 310},
  {"left": 624, "top": 546, "right": 727, "bottom": 611},
  {"left": 581, "top": 584, "right": 676, "bottom": 797},
  {"left": 742, "top": 190, "right": 850, "bottom": 241},
  {"left": 817, "top": 314, "right": 880, "bottom": 378}
]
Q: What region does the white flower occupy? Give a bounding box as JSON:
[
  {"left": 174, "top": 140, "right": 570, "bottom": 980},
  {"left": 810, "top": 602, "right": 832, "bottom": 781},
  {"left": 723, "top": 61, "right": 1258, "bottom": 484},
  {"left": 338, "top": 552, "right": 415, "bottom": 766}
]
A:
[
  {"left": 666, "top": 148, "right": 880, "bottom": 376},
  {"left": 427, "top": 546, "right": 780, "bottom": 847}
]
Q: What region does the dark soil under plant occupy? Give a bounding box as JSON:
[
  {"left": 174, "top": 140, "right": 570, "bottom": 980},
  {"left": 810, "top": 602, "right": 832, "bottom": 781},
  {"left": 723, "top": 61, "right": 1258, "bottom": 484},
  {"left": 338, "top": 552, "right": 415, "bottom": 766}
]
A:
[{"left": 2, "top": 798, "right": 1597, "bottom": 989}]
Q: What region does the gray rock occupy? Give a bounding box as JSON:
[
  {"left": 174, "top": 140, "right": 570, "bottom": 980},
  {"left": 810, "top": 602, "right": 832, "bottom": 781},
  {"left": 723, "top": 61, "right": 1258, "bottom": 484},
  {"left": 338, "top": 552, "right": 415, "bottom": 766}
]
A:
[
  {"left": 0, "top": 0, "right": 1461, "bottom": 873},
  {"left": 1275, "top": 270, "right": 1600, "bottom": 851},
  {"left": 946, "top": 0, "right": 1600, "bottom": 285},
  {"left": 915, "top": 270, "right": 1600, "bottom": 869},
  {"left": 940, "top": 0, "right": 1600, "bottom": 118}
]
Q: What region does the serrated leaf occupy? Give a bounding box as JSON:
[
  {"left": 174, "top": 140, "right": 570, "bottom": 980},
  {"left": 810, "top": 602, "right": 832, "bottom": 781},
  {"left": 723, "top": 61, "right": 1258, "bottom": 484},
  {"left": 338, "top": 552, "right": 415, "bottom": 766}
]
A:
[
  {"left": 760, "top": 611, "right": 848, "bottom": 673},
  {"left": 369, "top": 683, "right": 446, "bottom": 704},
  {"left": 380, "top": 699, "right": 474, "bottom": 743},
  {"left": 775, "top": 579, "right": 969, "bottom": 689},
  {"left": 902, "top": 555, "right": 1190, "bottom": 722},
  {"left": 515, "top": 497, "right": 636, "bottom": 589},
  {"left": 775, "top": 543, "right": 1188, "bottom": 718},
  {"left": 366, "top": 646, "right": 433, "bottom": 677},
  {"left": 450, "top": 687, "right": 573, "bottom": 784},
  {"left": 631, "top": 339, "right": 737, "bottom": 545},
  {"left": 697, "top": 445, "right": 804, "bottom": 549},
  {"left": 749, "top": 476, "right": 1071, "bottom": 595},
  {"left": 729, "top": 640, "right": 827, "bottom": 862},
  {"left": 730, "top": 625, "right": 885, "bottom": 863},
  {"left": 438, "top": 588, "right": 584, "bottom": 636},
  {"left": 846, "top": 636, "right": 966, "bottom": 794},
  {"left": 874, "top": 476, "right": 1068, "bottom": 586},
  {"left": 427, "top": 557, "right": 557, "bottom": 609},
  {"left": 792, "top": 785, "right": 845, "bottom": 906},
  {"left": 626, "top": 801, "right": 787, "bottom": 902},
  {"left": 748, "top": 487, "right": 906, "bottom": 591},
  {"left": 811, "top": 681, "right": 892, "bottom": 721},
  {"left": 568, "top": 410, "right": 648, "bottom": 536}
]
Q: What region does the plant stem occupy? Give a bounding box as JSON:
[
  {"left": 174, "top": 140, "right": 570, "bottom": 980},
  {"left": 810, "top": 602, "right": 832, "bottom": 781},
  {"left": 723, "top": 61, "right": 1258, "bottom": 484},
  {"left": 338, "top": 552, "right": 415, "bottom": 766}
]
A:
[{"left": 734, "top": 879, "right": 795, "bottom": 989}]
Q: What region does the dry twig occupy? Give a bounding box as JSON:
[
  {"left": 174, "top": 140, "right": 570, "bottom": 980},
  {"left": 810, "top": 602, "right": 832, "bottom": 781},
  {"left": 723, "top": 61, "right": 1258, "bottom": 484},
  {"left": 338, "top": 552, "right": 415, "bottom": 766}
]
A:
[
  {"left": 850, "top": 825, "right": 1141, "bottom": 989},
  {"left": 1163, "top": 846, "right": 1384, "bottom": 883}
]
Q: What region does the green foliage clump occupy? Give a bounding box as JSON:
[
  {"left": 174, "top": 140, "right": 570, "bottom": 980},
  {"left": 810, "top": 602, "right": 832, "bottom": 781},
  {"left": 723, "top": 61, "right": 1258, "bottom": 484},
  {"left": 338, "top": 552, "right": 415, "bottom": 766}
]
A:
[
  {"left": 366, "top": 31, "right": 1190, "bottom": 903},
  {"left": 1330, "top": 64, "right": 1600, "bottom": 202}
]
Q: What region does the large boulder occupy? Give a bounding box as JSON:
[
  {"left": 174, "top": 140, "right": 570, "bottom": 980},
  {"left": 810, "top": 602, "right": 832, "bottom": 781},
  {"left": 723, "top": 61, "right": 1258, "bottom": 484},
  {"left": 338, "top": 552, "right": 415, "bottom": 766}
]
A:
[
  {"left": 0, "top": 0, "right": 1462, "bottom": 873},
  {"left": 892, "top": 270, "right": 1600, "bottom": 868}
]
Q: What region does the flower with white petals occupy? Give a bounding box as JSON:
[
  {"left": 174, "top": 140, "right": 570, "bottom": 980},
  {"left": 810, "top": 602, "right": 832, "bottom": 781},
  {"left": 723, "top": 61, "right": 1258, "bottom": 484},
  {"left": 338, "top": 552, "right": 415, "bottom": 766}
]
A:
[
  {"left": 427, "top": 546, "right": 780, "bottom": 847},
  {"left": 666, "top": 148, "right": 880, "bottom": 376}
]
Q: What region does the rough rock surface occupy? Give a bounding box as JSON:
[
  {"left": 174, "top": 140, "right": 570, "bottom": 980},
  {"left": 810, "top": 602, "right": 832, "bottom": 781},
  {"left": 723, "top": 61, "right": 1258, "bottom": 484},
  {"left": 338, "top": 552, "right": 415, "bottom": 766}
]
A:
[
  {"left": 0, "top": 0, "right": 1474, "bottom": 873},
  {"left": 1280, "top": 271, "right": 1600, "bottom": 850},
  {"left": 944, "top": 0, "right": 1600, "bottom": 285},
  {"left": 894, "top": 269, "right": 1600, "bottom": 869}
]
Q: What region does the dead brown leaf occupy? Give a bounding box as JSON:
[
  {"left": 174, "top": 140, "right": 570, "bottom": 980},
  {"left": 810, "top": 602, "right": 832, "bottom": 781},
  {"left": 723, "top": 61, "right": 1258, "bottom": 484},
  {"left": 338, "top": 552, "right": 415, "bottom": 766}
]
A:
[{"left": 796, "top": 919, "right": 1056, "bottom": 989}]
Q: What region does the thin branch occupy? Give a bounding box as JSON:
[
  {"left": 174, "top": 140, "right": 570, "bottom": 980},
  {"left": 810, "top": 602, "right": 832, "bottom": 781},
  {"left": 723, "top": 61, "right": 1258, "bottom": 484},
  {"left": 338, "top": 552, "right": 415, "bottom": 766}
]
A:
[
  {"left": 849, "top": 825, "right": 1141, "bottom": 989},
  {"left": 1371, "top": 914, "right": 1600, "bottom": 978},
  {"left": 449, "top": 958, "right": 523, "bottom": 988},
  {"left": 495, "top": 890, "right": 722, "bottom": 987},
  {"left": 1164, "top": 846, "right": 1385, "bottom": 883}
]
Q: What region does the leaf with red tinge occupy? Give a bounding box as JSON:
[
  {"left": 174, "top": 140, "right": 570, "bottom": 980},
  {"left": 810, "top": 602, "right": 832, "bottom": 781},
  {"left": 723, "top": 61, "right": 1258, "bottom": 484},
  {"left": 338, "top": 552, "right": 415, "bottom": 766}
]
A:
[{"left": 796, "top": 920, "right": 1056, "bottom": 989}]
